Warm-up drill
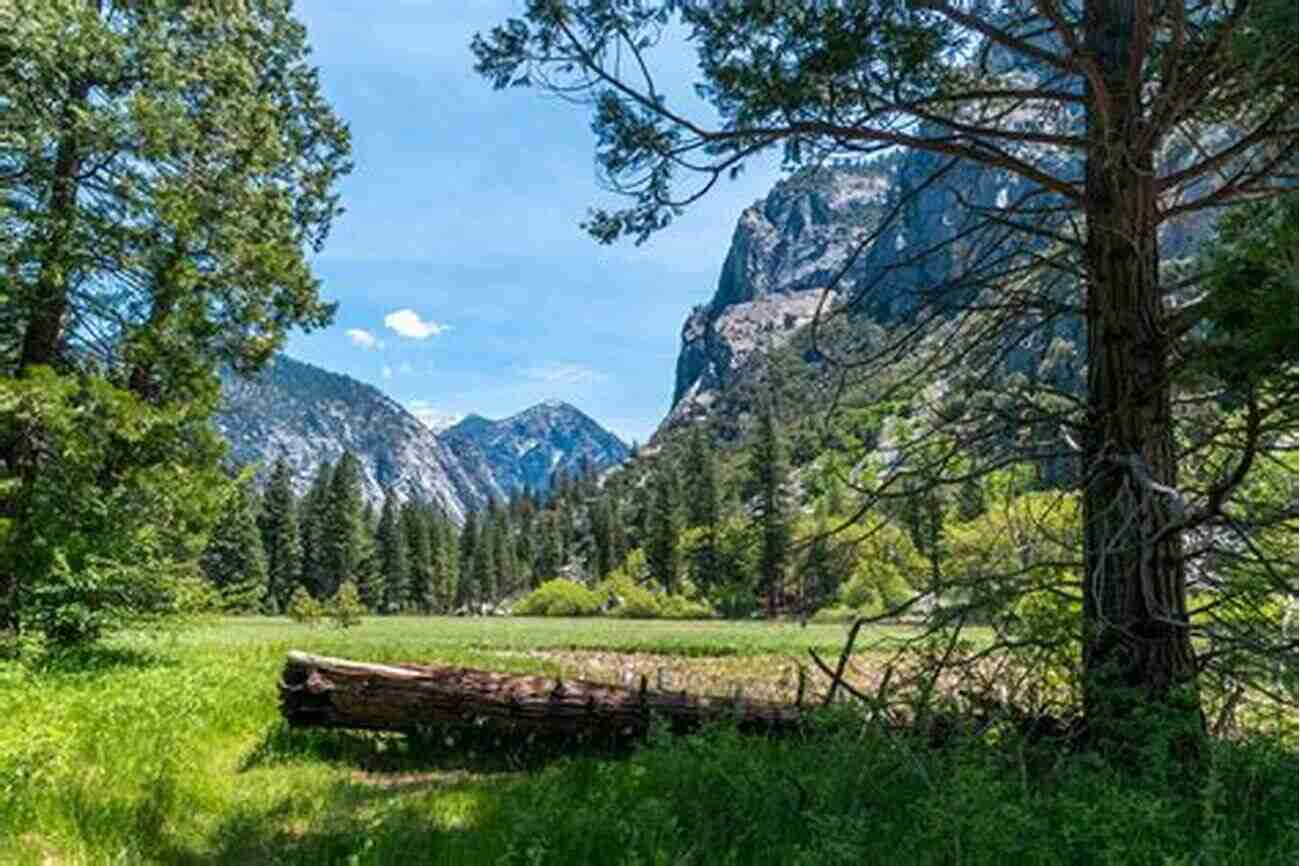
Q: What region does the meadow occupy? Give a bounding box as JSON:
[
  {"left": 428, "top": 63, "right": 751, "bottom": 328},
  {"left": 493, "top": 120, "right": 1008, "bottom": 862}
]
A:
[{"left": 1, "top": 617, "right": 1295, "bottom": 866}]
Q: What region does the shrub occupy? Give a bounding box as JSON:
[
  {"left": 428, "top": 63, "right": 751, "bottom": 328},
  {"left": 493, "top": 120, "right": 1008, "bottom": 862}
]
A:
[
  {"left": 597, "top": 573, "right": 713, "bottom": 619},
  {"left": 328, "top": 581, "right": 365, "bottom": 629},
  {"left": 513, "top": 579, "right": 603, "bottom": 617},
  {"left": 286, "top": 586, "right": 324, "bottom": 625},
  {"left": 810, "top": 605, "right": 867, "bottom": 624}
]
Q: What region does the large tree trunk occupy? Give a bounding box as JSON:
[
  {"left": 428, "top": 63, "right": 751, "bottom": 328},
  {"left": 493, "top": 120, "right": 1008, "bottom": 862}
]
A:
[
  {"left": 279, "top": 651, "right": 804, "bottom": 737},
  {"left": 1081, "top": 0, "right": 1200, "bottom": 747}
]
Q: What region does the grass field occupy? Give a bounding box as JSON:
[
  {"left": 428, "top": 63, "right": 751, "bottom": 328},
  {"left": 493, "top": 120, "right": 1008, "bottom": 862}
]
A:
[{"left": 1, "top": 617, "right": 1295, "bottom": 865}]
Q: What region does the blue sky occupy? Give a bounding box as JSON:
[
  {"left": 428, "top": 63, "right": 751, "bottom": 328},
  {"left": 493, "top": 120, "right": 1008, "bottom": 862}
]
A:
[{"left": 285, "top": 1, "right": 785, "bottom": 444}]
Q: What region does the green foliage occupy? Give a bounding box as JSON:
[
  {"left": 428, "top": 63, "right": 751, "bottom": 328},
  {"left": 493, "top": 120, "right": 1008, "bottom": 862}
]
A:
[
  {"left": 748, "top": 384, "right": 791, "bottom": 614},
  {"left": 285, "top": 585, "right": 324, "bottom": 626},
  {"left": 837, "top": 520, "right": 927, "bottom": 616},
  {"left": 512, "top": 579, "right": 603, "bottom": 617},
  {"left": 376, "top": 491, "right": 408, "bottom": 614},
  {"left": 592, "top": 568, "right": 714, "bottom": 620},
  {"left": 327, "top": 581, "right": 365, "bottom": 629},
  {"left": 199, "top": 475, "right": 268, "bottom": 614},
  {"left": 1, "top": 620, "right": 1293, "bottom": 866},
  {"left": 644, "top": 460, "right": 683, "bottom": 593},
  {"left": 0, "top": 369, "right": 227, "bottom": 644},
  {"left": 259, "top": 458, "right": 302, "bottom": 613},
  {"left": 1191, "top": 195, "right": 1299, "bottom": 394}
]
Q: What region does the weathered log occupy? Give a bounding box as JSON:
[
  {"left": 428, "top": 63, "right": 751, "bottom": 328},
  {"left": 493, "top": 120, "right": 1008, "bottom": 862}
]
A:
[{"left": 279, "top": 651, "right": 805, "bottom": 737}]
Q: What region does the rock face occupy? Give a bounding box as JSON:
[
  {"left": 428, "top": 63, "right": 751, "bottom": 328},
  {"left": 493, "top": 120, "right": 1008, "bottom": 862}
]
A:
[
  {"left": 439, "top": 401, "right": 630, "bottom": 498},
  {"left": 665, "top": 143, "right": 1216, "bottom": 438},
  {"left": 216, "top": 356, "right": 499, "bottom": 522},
  {"left": 667, "top": 161, "right": 925, "bottom": 429}
]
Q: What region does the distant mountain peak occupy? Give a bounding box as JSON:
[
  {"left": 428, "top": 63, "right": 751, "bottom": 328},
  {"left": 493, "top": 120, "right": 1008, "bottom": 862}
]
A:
[{"left": 438, "top": 399, "right": 628, "bottom": 496}]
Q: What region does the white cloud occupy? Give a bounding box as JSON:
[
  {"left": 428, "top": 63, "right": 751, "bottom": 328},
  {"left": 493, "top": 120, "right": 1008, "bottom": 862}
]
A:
[
  {"left": 519, "top": 361, "right": 607, "bottom": 386},
  {"left": 346, "top": 328, "right": 382, "bottom": 350},
  {"left": 381, "top": 365, "right": 393, "bottom": 380},
  {"left": 384, "top": 308, "right": 450, "bottom": 339}
]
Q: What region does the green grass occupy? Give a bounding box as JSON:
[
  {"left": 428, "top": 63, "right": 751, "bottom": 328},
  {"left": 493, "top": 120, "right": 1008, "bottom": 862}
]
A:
[{"left": 1, "top": 617, "right": 1295, "bottom": 866}]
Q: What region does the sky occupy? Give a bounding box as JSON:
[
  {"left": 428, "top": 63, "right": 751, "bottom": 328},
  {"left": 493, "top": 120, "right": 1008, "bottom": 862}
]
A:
[{"left": 285, "top": 1, "right": 786, "bottom": 444}]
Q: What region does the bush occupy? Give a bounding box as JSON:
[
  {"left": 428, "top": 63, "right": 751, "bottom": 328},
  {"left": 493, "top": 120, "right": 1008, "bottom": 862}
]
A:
[
  {"left": 597, "top": 573, "right": 713, "bottom": 619},
  {"left": 810, "top": 605, "right": 868, "bottom": 624},
  {"left": 286, "top": 586, "right": 324, "bottom": 625},
  {"left": 513, "top": 579, "right": 603, "bottom": 617},
  {"left": 328, "top": 581, "right": 365, "bottom": 629}
]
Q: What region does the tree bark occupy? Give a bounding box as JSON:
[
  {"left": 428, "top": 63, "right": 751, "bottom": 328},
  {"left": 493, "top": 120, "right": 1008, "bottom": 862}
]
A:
[
  {"left": 279, "top": 651, "right": 804, "bottom": 737},
  {"left": 1081, "top": 0, "right": 1200, "bottom": 744}
]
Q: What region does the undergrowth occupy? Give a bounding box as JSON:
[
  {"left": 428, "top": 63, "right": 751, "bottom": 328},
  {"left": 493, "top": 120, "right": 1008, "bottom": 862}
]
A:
[{"left": 1, "top": 617, "right": 1294, "bottom": 865}]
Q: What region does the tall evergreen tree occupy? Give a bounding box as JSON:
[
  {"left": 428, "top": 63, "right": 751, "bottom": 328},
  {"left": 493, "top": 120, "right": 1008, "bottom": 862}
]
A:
[
  {"left": 750, "top": 388, "right": 791, "bottom": 617},
  {"left": 200, "top": 476, "right": 268, "bottom": 613},
  {"left": 645, "top": 461, "right": 682, "bottom": 593},
  {"left": 321, "top": 452, "right": 365, "bottom": 599},
  {"left": 458, "top": 510, "right": 480, "bottom": 608},
  {"left": 471, "top": 515, "right": 497, "bottom": 608},
  {"left": 684, "top": 427, "right": 721, "bottom": 530},
  {"left": 436, "top": 514, "right": 461, "bottom": 611},
  {"left": 260, "top": 457, "right": 302, "bottom": 613},
  {"left": 493, "top": 511, "right": 517, "bottom": 596},
  {"left": 589, "top": 494, "right": 616, "bottom": 578},
  {"left": 299, "top": 460, "right": 335, "bottom": 598},
  {"left": 376, "top": 490, "right": 408, "bottom": 613},
  {"left": 402, "top": 502, "right": 434, "bottom": 613},
  {"left": 535, "top": 510, "right": 564, "bottom": 579},
  {"left": 355, "top": 500, "right": 382, "bottom": 611}
]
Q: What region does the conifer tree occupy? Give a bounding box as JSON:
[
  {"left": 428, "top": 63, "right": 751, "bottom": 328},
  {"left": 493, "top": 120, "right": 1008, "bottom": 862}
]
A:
[
  {"left": 355, "top": 500, "right": 382, "bottom": 611},
  {"left": 471, "top": 516, "right": 497, "bottom": 608},
  {"left": 750, "top": 387, "right": 791, "bottom": 618},
  {"left": 684, "top": 427, "right": 720, "bottom": 530},
  {"left": 436, "top": 515, "right": 460, "bottom": 611},
  {"left": 492, "top": 511, "right": 517, "bottom": 596},
  {"left": 376, "top": 490, "right": 408, "bottom": 613},
  {"left": 260, "top": 457, "right": 302, "bottom": 613},
  {"left": 589, "top": 495, "right": 616, "bottom": 578},
  {"left": 646, "top": 461, "right": 682, "bottom": 594},
  {"left": 322, "top": 452, "right": 365, "bottom": 600},
  {"left": 514, "top": 504, "right": 537, "bottom": 588},
  {"left": 200, "top": 476, "right": 268, "bottom": 613},
  {"left": 402, "top": 502, "right": 434, "bottom": 613},
  {"left": 536, "top": 510, "right": 564, "bottom": 579},
  {"left": 458, "top": 510, "right": 480, "bottom": 608},
  {"left": 299, "top": 460, "right": 334, "bottom": 598}
]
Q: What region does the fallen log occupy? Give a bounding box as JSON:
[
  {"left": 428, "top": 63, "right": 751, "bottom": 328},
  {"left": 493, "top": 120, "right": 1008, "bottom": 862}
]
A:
[{"left": 279, "top": 651, "right": 805, "bottom": 737}]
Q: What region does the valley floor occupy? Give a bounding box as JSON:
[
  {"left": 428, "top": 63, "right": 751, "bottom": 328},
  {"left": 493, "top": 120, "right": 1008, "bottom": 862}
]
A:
[{"left": 1, "top": 617, "right": 1294, "bottom": 865}]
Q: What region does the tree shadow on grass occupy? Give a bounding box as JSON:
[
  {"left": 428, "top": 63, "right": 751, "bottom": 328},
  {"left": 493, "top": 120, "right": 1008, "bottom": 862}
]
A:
[
  {"left": 30, "top": 643, "right": 179, "bottom": 676},
  {"left": 240, "top": 718, "right": 637, "bottom": 777}
]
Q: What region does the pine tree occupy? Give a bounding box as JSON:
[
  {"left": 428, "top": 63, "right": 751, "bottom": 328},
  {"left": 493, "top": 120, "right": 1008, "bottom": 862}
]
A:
[
  {"left": 458, "top": 510, "right": 480, "bottom": 608},
  {"left": 590, "top": 494, "right": 616, "bottom": 578},
  {"left": 322, "top": 452, "right": 365, "bottom": 600},
  {"left": 260, "top": 457, "right": 302, "bottom": 613},
  {"left": 536, "top": 509, "right": 565, "bottom": 579},
  {"left": 355, "top": 500, "right": 382, "bottom": 611},
  {"left": 299, "top": 460, "right": 334, "bottom": 598},
  {"left": 684, "top": 426, "right": 720, "bottom": 530},
  {"left": 514, "top": 503, "right": 537, "bottom": 588},
  {"left": 376, "top": 490, "right": 408, "bottom": 613},
  {"left": 200, "top": 476, "right": 268, "bottom": 613},
  {"left": 493, "top": 511, "right": 517, "bottom": 597},
  {"left": 645, "top": 460, "right": 682, "bottom": 594},
  {"left": 436, "top": 514, "right": 460, "bottom": 611},
  {"left": 750, "top": 386, "right": 791, "bottom": 618},
  {"left": 402, "top": 502, "right": 434, "bottom": 612},
  {"left": 472, "top": 515, "right": 497, "bottom": 608}
]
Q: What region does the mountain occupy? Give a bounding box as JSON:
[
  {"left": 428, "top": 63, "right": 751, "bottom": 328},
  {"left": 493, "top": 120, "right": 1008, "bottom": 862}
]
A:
[
  {"left": 215, "top": 356, "right": 500, "bottom": 522},
  {"left": 439, "top": 400, "right": 630, "bottom": 498}
]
